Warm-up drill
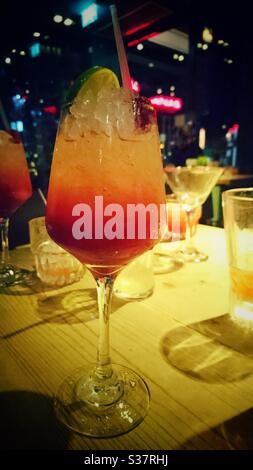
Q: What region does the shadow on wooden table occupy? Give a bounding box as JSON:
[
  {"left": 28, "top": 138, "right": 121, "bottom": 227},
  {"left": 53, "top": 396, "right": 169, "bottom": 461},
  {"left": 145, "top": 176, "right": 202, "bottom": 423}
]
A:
[
  {"left": 220, "top": 407, "right": 253, "bottom": 450},
  {"left": 0, "top": 274, "right": 67, "bottom": 296},
  {"left": 160, "top": 314, "right": 253, "bottom": 383},
  {"left": 35, "top": 288, "right": 127, "bottom": 325},
  {"left": 178, "top": 407, "right": 253, "bottom": 450},
  {"left": 1, "top": 288, "right": 128, "bottom": 340},
  {"left": 0, "top": 391, "right": 70, "bottom": 449},
  {"left": 35, "top": 288, "right": 98, "bottom": 324}
]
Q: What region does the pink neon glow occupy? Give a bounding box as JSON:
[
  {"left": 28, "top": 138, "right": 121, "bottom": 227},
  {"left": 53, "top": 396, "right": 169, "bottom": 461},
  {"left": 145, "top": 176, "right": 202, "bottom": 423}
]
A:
[
  {"left": 127, "top": 32, "right": 159, "bottom": 47},
  {"left": 149, "top": 95, "right": 183, "bottom": 113},
  {"left": 131, "top": 78, "right": 141, "bottom": 92},
  {"left": 228, "top": 123, "right": 239, "bottom": 134},
  {"left": 43, "top": 105, "right": 57, "bottom": 115},
  {"left": 124, "top": 21, "right": 154, "bottom": 37}
]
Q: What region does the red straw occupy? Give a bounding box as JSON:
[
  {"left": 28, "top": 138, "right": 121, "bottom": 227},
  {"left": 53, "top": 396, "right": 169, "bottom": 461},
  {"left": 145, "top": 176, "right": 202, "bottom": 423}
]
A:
[{"left": 110, "top": 5, "right": 131, "bottom": 89}]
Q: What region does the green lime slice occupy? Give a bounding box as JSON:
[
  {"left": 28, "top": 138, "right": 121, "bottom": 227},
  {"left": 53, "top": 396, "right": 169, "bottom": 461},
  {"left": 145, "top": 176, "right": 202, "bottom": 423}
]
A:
[{"left": 63, "top": 66, "right": 120, "bottom": 105}]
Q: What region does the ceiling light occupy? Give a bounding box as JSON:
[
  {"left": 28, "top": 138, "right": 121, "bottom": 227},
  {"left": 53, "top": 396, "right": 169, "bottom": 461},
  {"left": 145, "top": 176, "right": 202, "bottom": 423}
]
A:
[
  {"left": 5, "top": 57, "right": 11, "bottom": 64},
  {"left": 53, "top": 15, "right": 63, "bottom": 23},
  {"left": 20, "top": 50, "right": 26, "bottom": 56},
  {"left": 157, "top": 88, "right": 163, "bottom": 94},
  {"left": 64, "top": 18, "right": 73, "bottom": 26},
  {"left": 33, "top": 32, "right": 40, "bottom": 37},
  {"left": 137, "top": 43, "right": 144, "bottom": 51},
  {"left": 178, "top": 55, "right": 184, "bottom": 61},
  {"left": 202, "top": 27, "right": 213, "bottom": 43},
  {"left": 148, "top": 62, "right": 154, "bottom": 68}
]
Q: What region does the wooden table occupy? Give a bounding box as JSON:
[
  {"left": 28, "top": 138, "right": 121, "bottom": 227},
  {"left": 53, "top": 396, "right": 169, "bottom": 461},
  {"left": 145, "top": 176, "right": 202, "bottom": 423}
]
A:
[
  {"left": 218, "top": 173, "right": 253, "bottom": 185},
  {"left": 1, "top": 225, "right": 253, "bottom": 450}
]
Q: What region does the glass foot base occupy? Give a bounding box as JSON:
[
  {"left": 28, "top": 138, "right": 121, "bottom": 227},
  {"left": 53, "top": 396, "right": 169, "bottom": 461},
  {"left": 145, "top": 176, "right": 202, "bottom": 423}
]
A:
[
  {"left": 0, "top": 263, "right": 33, "bottom": 287},
  {"left": 114, "top": 286, "right": 153, "bottom": 301},
  {"left": 153, "top": 253, "right": 184, "bottom": 274},
  {"left": 54, "top": 364, "right": 150, "bottom": 437},
  {"left": 169, "top": 248, "right": 208, "bottom": 263}
]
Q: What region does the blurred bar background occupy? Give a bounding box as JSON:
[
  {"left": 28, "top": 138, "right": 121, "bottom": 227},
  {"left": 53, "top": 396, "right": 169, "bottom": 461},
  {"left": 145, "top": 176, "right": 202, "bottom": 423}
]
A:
[{"left": 1, "top": 0, "right": 253, "bottom": 246}]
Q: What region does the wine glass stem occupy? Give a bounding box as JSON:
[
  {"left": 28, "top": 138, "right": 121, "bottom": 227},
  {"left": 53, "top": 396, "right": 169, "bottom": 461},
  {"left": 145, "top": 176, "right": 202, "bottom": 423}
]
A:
[
  {"left": 0, "top": 218, "right": 10, "bottom": 264},
  {"left": 185, "top": 209, "right": 194, "bottom": 251},
  {"left": 94, "top": 276, "right": 114, "bottom": 380}
]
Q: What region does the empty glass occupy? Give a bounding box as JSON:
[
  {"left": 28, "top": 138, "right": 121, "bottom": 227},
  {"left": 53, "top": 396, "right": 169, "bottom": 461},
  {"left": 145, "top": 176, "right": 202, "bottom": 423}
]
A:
[
  {"left": 114, "top": 251, "right": 154, "bottom": 300},
  {"left": 29, "top": 216, "right": 84, "bottom": 287},
  {"left": 222, "top": 188, "right": 253, "bottom": 323},
  {"left": 166, "top": 166, "right": 223, "bottom": 262}
]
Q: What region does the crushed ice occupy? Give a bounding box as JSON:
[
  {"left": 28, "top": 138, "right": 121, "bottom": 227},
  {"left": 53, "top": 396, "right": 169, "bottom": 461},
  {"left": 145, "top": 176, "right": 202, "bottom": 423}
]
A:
[{"left": 62, "top": 88, "right": 153, "bottom": 141}]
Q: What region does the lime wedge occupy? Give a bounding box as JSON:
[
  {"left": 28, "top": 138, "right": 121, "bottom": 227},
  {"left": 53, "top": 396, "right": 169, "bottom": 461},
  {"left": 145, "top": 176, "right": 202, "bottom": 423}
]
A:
[{"left": 64, "top": 66, "right": 120, "bottom": 104}]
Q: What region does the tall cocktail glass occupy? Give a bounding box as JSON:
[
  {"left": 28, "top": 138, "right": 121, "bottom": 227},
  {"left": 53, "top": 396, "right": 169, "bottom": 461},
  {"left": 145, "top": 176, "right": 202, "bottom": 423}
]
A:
[{"left": 46, "top": 68, "right": 165, "bottom": 437}]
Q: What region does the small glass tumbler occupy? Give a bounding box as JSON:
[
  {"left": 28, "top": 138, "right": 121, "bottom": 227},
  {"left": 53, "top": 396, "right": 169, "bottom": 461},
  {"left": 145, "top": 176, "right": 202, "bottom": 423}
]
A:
[
  {"left": 114, "top": 250, "right": 154, "bottom": 300},
  {"left": 29, "top": 216, "right": 84, "bottom": 287},
  {"left": 222, "top": 188, "right": 253, "bottom": 323}
]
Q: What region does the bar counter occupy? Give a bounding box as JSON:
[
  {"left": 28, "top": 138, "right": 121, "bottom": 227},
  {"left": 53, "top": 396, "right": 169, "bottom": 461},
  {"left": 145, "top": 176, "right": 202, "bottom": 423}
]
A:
[{"left": 1, "top": 225, "right": 253, "bottom": 450}]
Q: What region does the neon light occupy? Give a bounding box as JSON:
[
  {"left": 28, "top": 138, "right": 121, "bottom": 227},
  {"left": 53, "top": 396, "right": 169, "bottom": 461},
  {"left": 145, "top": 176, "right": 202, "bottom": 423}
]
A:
[
  {"left": 128, "top": 32, "right": 159, "bottom": 47},
  {"left": 81, "top": 3, "right": 98, "bottom": 28},
  {"left": 131, "top": 78, "right": 140, "bottom": 93},
  {"left": 124, "top": 21, "right": 154, "bottom": 37},
  {"left": 43, "top": 106, "right": 57, "bottom": 115},
  {"left": 149, "top": 95, "right": 183, "bottom": 113},
  {"left": 228, "top": 123, "right": 239, "bottom": 134}
]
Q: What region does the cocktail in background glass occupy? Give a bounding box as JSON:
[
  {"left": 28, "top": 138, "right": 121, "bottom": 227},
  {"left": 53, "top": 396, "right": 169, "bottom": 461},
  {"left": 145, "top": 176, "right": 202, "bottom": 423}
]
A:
[
  {"left": 0, "top": 130, "right": 32, "bottom": 286},
  {"left": 153, "top": 195, "right": 202, "bottom": 273},
  {"left": 46, "top": 62, "right": 165, "bottom": 436},
  {"left": 166, "top": 166, "right": 223, "bottom": 262},
  {"left": 222, "top": 188, "right": 253, "bottom": 324}
]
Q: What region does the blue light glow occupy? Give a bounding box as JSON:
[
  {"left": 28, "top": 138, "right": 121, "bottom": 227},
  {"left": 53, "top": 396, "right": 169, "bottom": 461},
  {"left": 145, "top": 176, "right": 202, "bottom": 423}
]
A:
[
  {"left": 81, "top": 3, "right": 98, "bottom": 28},
  {"left": 16, "top": 121, "right": 24, "bottom": 132},
  {"left": 12, "top": 95, "right": 26, "bottom": 108},
  {"left": 10, "top": 121, "right": 24, "bottom": 132},
  {"left": 30, "top": 43, "right": 41, "bottom": 58}
]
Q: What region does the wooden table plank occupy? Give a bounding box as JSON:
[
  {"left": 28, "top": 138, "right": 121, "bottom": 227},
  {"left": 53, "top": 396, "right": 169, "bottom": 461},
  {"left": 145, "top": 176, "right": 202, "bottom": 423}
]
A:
[{"left": 1, "top": 225, "right": 252, "bottom": 449}]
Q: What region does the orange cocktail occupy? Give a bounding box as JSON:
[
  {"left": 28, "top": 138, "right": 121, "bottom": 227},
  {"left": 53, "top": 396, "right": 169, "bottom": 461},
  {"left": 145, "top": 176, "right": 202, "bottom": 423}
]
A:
[
  {"left": 230, "top": 267, "right": 253, "bottom": 304},
  {"left": 47, "top": 87, "right": 165, "bottom": 276},
  {"left": 0, "top": 129, "right": 32, "bottom": 287},
  {"left": 45, "top": 66, "right": 166, "bottom": 437},
  {"left": 0, "top": 130, "right": 32, "bottom": 218}
]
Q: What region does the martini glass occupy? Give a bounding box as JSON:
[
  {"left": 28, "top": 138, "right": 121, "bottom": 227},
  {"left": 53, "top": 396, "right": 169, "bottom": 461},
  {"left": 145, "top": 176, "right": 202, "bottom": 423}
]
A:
[
  {"left": 166, "top": 165, "right": 223, "bottom": 262},
  {"left": 0, "top": 130, "right": 32, "bottom": 286},
  {"left": 46, "top": 67, "right": 165, "bottom": 437}
]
